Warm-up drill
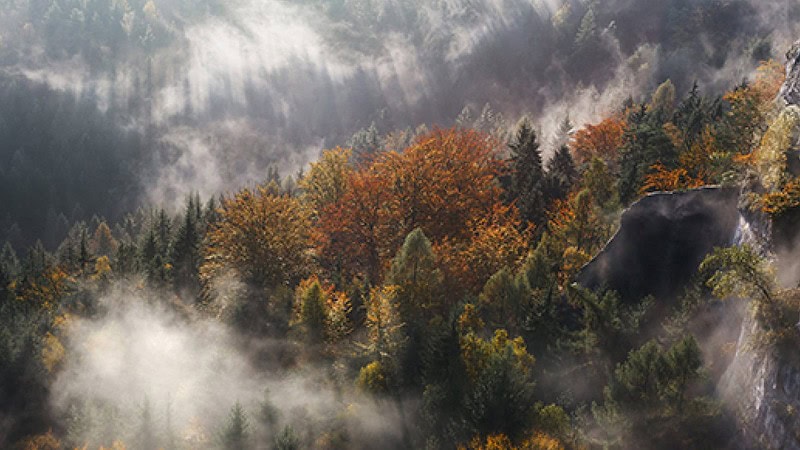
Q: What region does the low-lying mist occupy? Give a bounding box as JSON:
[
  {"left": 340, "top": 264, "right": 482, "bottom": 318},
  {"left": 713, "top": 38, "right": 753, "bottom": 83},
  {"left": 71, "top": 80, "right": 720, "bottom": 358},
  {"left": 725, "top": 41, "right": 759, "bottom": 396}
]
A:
[{"left": 52, "top": 285, "right": 408, "bottom": 449}]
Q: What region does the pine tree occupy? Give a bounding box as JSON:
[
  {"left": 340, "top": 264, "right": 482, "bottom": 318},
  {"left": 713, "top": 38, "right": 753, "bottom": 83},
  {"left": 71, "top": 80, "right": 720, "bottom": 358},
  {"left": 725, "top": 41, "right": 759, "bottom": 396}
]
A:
[
  {"left": 78, "top": 226, "right": 93, "bottom": 273},
  {"left": 172, "top": 195, "right": 202, "bottom": 292},
  {"left": 551, "top": 114, "right": 574, "bottom": 149},
  {"left": 273, "top": 426, "right": 300, "bottom": 450},
  {"left": 593, "top": 333, "right": 718, "bottom": 450},
  {"left": 663, "top": 335, "right": 702, "bottom": 413},
  {"left": 507, "top": 118, "right": 546, "bottom": 227},
  {"left": 0, "top": 247, "right": 11, "bottom": 300},
  {"left": 674, "top": 82, "right": 707, "bottom": 151},
  {"left": 220, "top": 402, "right": 250, "bottom": 450},
  {"left": 0, "top": 242, "right": 19, "bottom": 284},
  {"left": 90, "top": 221, "right": 118, "bottom": 258},
  {"left": 461, "top": 330, "right": 536, "bottom": 440},
  {"left": 266, "top": 166, "right": 281, "bottom": 185},
  {"left": 479, "top": 268, "right": 531, "bottom": 331},
  {"left": 154, "top": 209, "right": 172, "bottom": 258},
  {"left": 455, "top": 105, "right": 475, "bottom": 128},
  {"left": 618, "top": 115, "right": 677, "bottom": 205},
  {"left": 387, "top": 228, "right": 445, "bottom": 322},
  {"left": 583, "top": 157, "right": 618, "bottom": 209},
  {"left": 23, "top": 241, "right": 51, "bottom": 280},
  {"left": 114, "top": 241, "right": 138, "bottom": 277},
  {"left": 139, "top": 230, "right": 159, "bottom": 283},
  {"left": 293, "top": 277, "right": 328, "bottom": 344},
  {"left": 136, "top": 397, "right": 157, "bottom": 450},
  {"left": 544, "top": 145, "right": 578, "bottom": 205},
  {"left": 347, "top": 122, "right": 382, "bottom": 162}
]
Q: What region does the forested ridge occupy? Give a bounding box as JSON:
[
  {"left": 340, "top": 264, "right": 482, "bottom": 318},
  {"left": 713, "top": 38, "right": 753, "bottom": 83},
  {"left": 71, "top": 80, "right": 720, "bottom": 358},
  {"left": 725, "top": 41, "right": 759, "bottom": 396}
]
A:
[
  {"left": 5, "top": 55, "right": 800, "bottom": 449},
  {"left": 4, "top": 1, "right": 800, "bottom": 449}
]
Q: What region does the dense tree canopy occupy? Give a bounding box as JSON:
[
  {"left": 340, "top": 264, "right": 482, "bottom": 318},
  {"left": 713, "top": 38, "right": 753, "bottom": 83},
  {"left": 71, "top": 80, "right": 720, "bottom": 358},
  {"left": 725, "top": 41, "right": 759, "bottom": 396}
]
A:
[{"left": 1, "top": 28, "right": 797, "bottom": 449}]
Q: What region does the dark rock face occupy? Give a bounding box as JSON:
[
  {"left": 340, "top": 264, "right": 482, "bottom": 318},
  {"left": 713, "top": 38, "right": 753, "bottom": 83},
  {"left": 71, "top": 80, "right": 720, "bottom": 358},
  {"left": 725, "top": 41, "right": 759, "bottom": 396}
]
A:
[
  {"left": 577, "top": 187, "right": 740, "bottom": 301},
  {"left": 780, "top": 39, "right": 800, "bottom": 106}
]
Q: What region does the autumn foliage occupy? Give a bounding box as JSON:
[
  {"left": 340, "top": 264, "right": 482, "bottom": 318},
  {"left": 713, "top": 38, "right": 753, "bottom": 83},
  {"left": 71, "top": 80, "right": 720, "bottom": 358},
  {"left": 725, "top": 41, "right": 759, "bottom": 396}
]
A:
[
  {"left": 640, "top": 163, "right": 704, "bottom": 194},
  {"left": 316, "top": 127, "right": 507, "bottom": 283},
  {"left": 437, "top": 203, "right": 531, "bottom": 293},
  {"left": 461, "top": 433, "right": 565, "bottom": 450},
  {"left": 570, "top": 117, "right": 626, "bottom": 167},
  {"left": 200, "top": 186, "right": 312, "bottom": 290}
]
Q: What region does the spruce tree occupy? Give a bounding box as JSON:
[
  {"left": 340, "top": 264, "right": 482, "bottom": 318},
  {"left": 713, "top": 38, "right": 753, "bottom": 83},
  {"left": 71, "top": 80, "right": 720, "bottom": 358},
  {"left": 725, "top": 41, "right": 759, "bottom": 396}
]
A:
[
  {"left": 294, "top": 278, "right": 328, "bottom": 344},
  {"left": 618, "top": 114, "right": 677, "bottom": 205},
  {"left": 221, "top": 402, "right": 250, "bottom": 450},
  {"left": 154, "top": 209, "right": 172, "bottom": 258},
  {"left": 172, "top": 196, "right": 202, "bottom": 292},
  {"left": 386, "top": 229, "right": 444, "bottom": 384},
  {"left": 78, "top": 226, "right": 93, "bottom": 273},
  {"left": 387, "top": 228, "right": 444, "bottom": 322},
  {"left": 136, "top": 397, "right": 157, "bottom": 450},
  {"left": 273, "top": 426, "right": 300, "bottom": 450},
  {"left": 507, "top": 118, "right": 546, "bottom": 227},
  {"left": 544, "top": 145, "right": 578, "bottom": 205},
  {"left": 0, "top": 242, "right": 18, "bottom": 292}
]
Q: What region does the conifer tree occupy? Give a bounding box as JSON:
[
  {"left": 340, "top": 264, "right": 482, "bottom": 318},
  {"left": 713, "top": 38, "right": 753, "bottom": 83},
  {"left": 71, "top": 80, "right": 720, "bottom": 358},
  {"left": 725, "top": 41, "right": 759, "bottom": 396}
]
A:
[
  {"left": 90, "top": 222, "right": 118, "bottom": 258},
  {"left": 544, "top": 145, "right": 578, "bottom": 205},
  {"left": 362, "top": 285, "right": 407, "bottom": 388},
  {"left": 507, "top": 118, "right": 546, "bottom": 227},
  {"left": 647, "top": 79, "right": 677, "bottom": 125},
  {"left": 172, "top": 195, "right": 202, "bottom": 292},
  {"left": 78, "top": 226, "right": 93, "bottom": 273},
  {"left": 135, "top": 397, "right": 157, "bottom": 450},
  {"left": 273, "top": 426, "right": 300, "bottom": 450},
  {"left": 0, "top": 243, "right": 18, "bottom": 298},
  {"left": 221, "top": 402, "right": 250, "bottom": 450},
  {"left": 479, "top": 268, "right": 531, "bottom": 331},
  {"left": 387, "top": 228, "right": 445, "bottom": 322},
  {"left": 293, "top": 277, "right": 328, "bottom": 344},
  {"left": 618, "top": 112, "right": 677, "bottom": 205}
]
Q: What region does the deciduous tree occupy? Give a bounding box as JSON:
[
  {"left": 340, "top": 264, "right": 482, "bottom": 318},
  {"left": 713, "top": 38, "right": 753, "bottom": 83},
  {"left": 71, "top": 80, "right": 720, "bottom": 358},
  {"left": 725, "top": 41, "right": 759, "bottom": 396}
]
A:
[{"left": 201, "top": 186, "right": 311, "bottom": 291}]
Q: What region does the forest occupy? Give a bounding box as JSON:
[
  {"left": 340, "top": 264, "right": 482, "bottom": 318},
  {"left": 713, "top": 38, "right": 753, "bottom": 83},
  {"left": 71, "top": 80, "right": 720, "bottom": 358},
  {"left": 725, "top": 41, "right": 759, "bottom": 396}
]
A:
[{"left": 3, "top": 1, "right": 800, "bottom": 450}]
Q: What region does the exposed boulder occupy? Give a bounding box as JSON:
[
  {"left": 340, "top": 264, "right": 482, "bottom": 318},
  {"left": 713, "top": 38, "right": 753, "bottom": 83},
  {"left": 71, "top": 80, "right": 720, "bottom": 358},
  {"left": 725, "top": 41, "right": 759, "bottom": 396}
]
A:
[{"left": 577, "top": 186, "right": 740, "bottom": 301}]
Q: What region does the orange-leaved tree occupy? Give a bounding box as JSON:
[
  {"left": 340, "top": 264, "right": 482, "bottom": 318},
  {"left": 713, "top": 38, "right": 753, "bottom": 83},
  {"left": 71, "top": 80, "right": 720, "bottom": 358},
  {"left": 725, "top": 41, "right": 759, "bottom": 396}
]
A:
[
  {"left": 437, "top": 203, "right": 531, "bottom": 294},
  {"left": 640, "top": 163, "right": 705, "bottom": 194},
  {"left": 570, "top": 116, "right": 626, "bottom": 168},
  {"left": 317, "top": 127, "right": 505, "bottom": 284}
]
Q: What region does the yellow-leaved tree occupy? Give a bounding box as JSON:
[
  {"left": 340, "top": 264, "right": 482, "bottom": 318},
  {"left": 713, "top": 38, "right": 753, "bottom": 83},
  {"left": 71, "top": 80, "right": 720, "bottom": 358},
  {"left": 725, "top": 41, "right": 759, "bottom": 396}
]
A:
[
  {"left": 201, "top": 186, "right": 311, "bottom": 290},
  {"left": 299, "top": 147, "right": 353, "bottom": 219},
  {"left": 200, "top": 186, "right": 312, "bottom": 331}
]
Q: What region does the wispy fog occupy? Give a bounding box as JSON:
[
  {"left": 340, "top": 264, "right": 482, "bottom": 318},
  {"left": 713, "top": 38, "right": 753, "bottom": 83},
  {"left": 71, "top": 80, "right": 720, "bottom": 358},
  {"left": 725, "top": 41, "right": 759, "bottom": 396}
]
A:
[
  {"left": 52, "top": 285, "right": 408, "bottom": 448},
  {"left": 2, "top": 0, "right": 800, "bottom": 211}
]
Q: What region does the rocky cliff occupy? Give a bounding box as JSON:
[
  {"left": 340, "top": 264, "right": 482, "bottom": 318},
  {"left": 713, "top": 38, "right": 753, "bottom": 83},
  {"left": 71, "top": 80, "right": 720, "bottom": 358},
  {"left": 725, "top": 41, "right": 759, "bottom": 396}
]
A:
[{"left": 577, "top": 186, "right": 740, "bottom": 302}]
